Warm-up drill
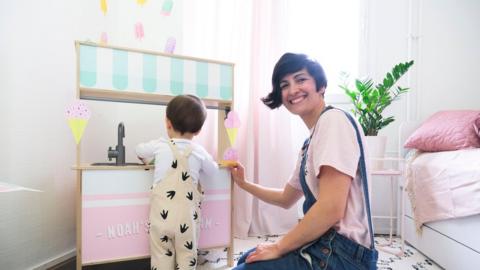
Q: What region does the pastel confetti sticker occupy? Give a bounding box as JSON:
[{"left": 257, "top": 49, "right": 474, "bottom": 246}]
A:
[
  {"left": 224, "top": 111, "right": 241, "bottom": 146},
  {"left": 137, "top": 0, "right": 147, "bottom": 5},
  {"left": 100, "top": 32, "right": 108, "bottom": 45},
  {"left": 100, "top": 0, "right": 107, "bottom": 15},
  {"left": 161, "top": 0, "right": 174, "bottom": 16},
  {"left": 134, "top": 22, "right": 144, "bottom": 40},
  {"left": 65, "top": 100, "right": 91, "bottom": 144},
  {"left": 164, "top": 36, "right": 176, "bottom": 54}
]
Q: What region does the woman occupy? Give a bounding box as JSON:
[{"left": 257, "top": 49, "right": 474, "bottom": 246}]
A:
[{"left": 231, "top": 53, "right": 378, "bottom": 269}]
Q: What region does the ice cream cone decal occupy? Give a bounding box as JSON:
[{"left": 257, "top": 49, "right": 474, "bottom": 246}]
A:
[
  {"left": 100, "top": 0, "right": 108, "bottom": 15},
  {"left": 219, "top": 147, "right": 239, "bottom": 167},
  {"left": 220, "top": 111, "right": 241, "bottom": 167},
  {"left": 65, "top": 101, "right": 91, "bottom": 144},
  {"left": 224, "top": 111, "right": 241, "bottom": 146},
  {"left": 226, "top": 128, "right": 238, "bottom": 147}
]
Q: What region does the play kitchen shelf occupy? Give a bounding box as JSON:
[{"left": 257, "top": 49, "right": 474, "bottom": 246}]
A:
[{"left": 72, "top": 41, "right": 235, "bottom": 269}]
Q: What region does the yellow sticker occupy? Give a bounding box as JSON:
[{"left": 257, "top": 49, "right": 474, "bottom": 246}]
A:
[{"left": 68, "top": 118, "right": 88, "bottom": 144}]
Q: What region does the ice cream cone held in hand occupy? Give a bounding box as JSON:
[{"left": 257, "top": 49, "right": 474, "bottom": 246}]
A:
[{"left": 219, "top": 147, "right": 239, "bottom": 167}]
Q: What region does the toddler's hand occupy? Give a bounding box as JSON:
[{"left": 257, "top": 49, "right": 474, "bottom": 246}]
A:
[{"left": 138, "top": 156, "right": 147, "bottom": 164}]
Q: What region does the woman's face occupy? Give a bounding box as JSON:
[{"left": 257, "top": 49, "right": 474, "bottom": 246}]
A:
[{"left": 280, "top": 68, "right": 324, "bottom": 117}]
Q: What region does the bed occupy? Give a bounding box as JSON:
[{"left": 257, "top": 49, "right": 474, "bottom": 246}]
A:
[{"left": 399, "top": 120, "right": 480, "bottom": 270}]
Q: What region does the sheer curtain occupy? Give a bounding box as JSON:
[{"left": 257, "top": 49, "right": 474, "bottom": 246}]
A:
[{"left": 182, "top": 0, "right": 359, "bottom": 238}]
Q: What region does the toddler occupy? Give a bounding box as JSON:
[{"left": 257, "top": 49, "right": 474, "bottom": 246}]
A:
[{"left": 136, "top": 94, "right": 218, "bottom": 270}]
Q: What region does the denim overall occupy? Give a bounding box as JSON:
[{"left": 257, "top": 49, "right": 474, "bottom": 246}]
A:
[{"left": 235, "top": 107, "right": 378, "bottom": 270}]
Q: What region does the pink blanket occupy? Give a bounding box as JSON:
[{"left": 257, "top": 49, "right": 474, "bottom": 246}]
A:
[{"left": 405, "top": 148, "right": 480, "bottom": 230}]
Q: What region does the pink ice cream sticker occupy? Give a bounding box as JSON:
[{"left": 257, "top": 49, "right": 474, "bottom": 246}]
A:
[
  {"left": 65, "top": 100, "right": 91, "bottom": 144},
  {"left": 65, "top": 100, "right": 91, "bottom": 119},
  {"left": 223, "top": 148, "right": 239, "bottom": 161},
  {"left": 224, "top": 111, "right": 241, "bottom": 128}
]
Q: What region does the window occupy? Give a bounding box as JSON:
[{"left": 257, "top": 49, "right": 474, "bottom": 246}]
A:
[{"left": 284, "top": 0, "right": 360, "bottom": 101}]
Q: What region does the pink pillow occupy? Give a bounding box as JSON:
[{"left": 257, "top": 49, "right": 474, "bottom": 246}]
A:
[
  {"left": 475, "top": 118, "right": 480, "bottom": 138},
  {"left": 404, "top": 110, "right": 480, "bottom": 152}
]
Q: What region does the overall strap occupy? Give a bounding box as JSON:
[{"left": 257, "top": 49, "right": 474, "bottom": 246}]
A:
[
  {"left": 299, "top": 106, "right": 334, "bottom": 213},
  {"left": 299, "top": 106, "right": 376, "bottom": 250},
  {"left": 341, "top": 111, "right": 376, "bottom": 250},
  {"left": 167, "top": 139, "right": 193, "bottom": 168}
]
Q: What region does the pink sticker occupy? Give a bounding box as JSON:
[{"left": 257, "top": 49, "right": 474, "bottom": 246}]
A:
[
  {"left": 224, "top": 111, "right": 241, "bottom": 128},
  {"left": 223, "top": 147, "right": 239, "bottom": 161},
  {"left": 134, "top": 22, "right": 144, "bottom": 40},
  {"left": 65, "top": 100, "right": 91, "bottom": 119},
  {"left": 100, "top": 32, "right": 108, "bottom": 45},
  {"left": 164, "top": 36, "right": 176, "bottom": 54}
]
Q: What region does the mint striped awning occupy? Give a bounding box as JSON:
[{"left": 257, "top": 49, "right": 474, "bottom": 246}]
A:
[{"left": 78, "top": 42, "right": 234, "bottom": 102}]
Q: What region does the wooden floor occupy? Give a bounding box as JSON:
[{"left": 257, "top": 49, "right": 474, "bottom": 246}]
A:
[{"left": 49, "top": 257, "right": 150, "bottom": 270}]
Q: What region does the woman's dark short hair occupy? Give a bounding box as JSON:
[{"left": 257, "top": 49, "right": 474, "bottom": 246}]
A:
[
  {"left": 262, "top": 53, "right": 327, "bottom": 109},
  {"left": 166, "top": 94, "right": 207, "bottom": 135}
]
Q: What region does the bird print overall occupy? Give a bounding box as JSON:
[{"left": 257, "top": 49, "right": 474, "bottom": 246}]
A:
[{"left": 149, "top": 140, "right": 203, "bottom": 270}]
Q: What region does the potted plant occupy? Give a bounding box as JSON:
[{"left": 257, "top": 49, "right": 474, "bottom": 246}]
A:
[{"left": 339, "top": 60, "right": 414, "bottom": 168}]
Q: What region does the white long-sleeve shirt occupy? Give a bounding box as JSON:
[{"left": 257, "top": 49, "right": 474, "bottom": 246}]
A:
[{"left": 135, "top": 137, "right": 218, "bottom": 185}]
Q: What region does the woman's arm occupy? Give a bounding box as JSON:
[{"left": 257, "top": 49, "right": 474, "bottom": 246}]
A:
[
  {"left": 245, "top": 165, "right": 352, "bottom": 263},
  {"left": 231, "top": 163, "right": 303, "bottom": 209}
]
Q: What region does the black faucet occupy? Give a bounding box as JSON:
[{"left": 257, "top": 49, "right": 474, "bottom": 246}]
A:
[{"left": 108, "top": 122, "right": 126, "bottom": 165}]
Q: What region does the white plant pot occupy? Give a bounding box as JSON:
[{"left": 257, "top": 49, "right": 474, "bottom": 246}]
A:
[{"left": 365, "top": 135, "right": 387, "bottom": 171}]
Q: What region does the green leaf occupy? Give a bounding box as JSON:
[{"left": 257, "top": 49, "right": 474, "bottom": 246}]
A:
[{"left": 338, "top": 60, "right": 414, "bottom": 135}]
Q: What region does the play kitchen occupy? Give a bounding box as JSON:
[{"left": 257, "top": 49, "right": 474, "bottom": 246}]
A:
[{"left": 72, "top": 42, "right": 235, "bottom": 269}]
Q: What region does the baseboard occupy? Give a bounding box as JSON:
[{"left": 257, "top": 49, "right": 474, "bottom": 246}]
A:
[{"left": 31, "top": 249, "right": 76, "bottom": 270}]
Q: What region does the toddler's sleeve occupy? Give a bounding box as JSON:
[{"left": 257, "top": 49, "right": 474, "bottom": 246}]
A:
[
  {"left": 201, "top": 152, "right": 219, "bottom": 177},
  {"left": 136, "top": 139, "right": 161, "bottom": 160}
]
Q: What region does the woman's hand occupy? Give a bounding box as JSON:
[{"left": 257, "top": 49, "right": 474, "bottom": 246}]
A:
[
  {"left": 245, "top": 242, "right": 282, "bottom": 263},
  {"left": 230, "top": 162, "right": 248, "bottom": 188}
]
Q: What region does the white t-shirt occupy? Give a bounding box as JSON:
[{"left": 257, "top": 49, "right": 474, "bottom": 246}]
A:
[
  {"left": 287, "top": 109, "right": 372, "bottom": 248},
  {"left": 135, "top": 138, "right": 218, "bottom": 186}
]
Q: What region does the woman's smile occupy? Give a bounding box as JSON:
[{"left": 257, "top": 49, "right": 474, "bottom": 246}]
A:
[{"left": 288, "top": 93, "right": 307, "bottom": 105}]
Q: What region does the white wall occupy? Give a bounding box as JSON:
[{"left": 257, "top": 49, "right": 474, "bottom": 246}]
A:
[
  {"left": 413, "top": 0, "right": 480, "bottom": 120},
  {"left": 365, "top": 0, "right": 480, "bottom": 234},
  {"left": 0, "top": 1, "right": 183, "bottom": 269},
  {"left": 365, "top": 0, "right": 480, "bottom": 155}
]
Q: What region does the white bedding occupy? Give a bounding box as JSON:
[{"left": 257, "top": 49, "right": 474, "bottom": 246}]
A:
[{"left": 405, "top": 148, "right": 480, "bottom": 229}]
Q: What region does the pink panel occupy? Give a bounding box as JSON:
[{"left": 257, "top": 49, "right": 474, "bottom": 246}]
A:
[
  {"left": 198, "top": 200, "right": 231, "bottom": 247},
  {"left": 83, "top": 192, "right": 150, "bottom": 201},
  {"left": 81, "top": 194, "right": 231, "bottom": 263},
  {"left": 82, "top": 205, "right": 150, "bottom": 263},
  {"left": 204, "top": 189, "right": 230, "bottom": 195}
]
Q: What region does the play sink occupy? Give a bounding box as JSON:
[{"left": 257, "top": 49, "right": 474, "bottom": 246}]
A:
[{"left": 90, "top": 162, "right": 145, "bottom": 166}]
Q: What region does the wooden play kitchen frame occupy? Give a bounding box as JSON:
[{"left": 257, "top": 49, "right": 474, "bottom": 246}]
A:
[{"left": 72, "top": 41, "right": 235, "bottom": 269}]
